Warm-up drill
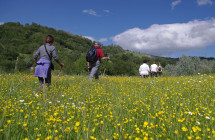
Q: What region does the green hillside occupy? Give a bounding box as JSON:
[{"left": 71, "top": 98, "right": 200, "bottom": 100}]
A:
[{"left": 0, "top": 22, "right": 175, "bottom": 75}]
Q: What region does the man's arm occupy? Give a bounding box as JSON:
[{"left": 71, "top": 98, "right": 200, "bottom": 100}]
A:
[{"left": 102, "top": 56, "right": 110, "bottom": 60}]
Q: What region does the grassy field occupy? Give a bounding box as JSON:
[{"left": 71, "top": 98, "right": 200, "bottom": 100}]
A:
[{"left": 0, "top": 73, "right": 215, "bottom": 140}]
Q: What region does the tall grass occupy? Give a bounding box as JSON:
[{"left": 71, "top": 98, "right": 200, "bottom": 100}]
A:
[{"left": 0, "top": 73, "right": 215, "bottom": 140}]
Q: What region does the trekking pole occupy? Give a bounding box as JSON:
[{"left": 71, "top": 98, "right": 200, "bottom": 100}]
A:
[
  {"left": 56, "top": 66, "right": 63, "bottom": 85},
  {"left": 102, "top": 56, "right": 110, "bottom": 77},
  {"left": 10, "top": 69, "right": 35, "bottom": 93}
]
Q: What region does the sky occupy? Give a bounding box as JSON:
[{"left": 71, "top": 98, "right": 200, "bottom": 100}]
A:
[{"left": 0, "top": 0, "right": 215, "bottom": 58}]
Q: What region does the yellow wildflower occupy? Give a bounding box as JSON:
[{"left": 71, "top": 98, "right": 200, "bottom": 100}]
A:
[
  {"left": 23, "top": 123, "right": 27, "bottom": 127},
  {"left": 75, "top": 122, "right": 80, "bottom": 126},
  {"left": 143, "top": 121, "right": 148, "bottom": 127},
  {"left": 182, "top": 127, "right": 188, "bottom": 132}
]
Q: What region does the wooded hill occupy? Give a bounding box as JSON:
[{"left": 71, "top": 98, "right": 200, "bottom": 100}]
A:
[{"left": 0, "top": 22, "right": 182, "bottom": 76}]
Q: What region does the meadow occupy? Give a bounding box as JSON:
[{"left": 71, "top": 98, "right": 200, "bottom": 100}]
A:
[{"left": 0, "top": 73, "right": 215, "bottom": 140}]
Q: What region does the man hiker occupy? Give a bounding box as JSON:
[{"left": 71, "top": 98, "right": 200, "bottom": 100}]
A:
[
  {"left": 139, "top": 60, "right": 150, "bottom": 78},
  {"left": 87, "top": 42, "right": 110, "bottom": 81}
]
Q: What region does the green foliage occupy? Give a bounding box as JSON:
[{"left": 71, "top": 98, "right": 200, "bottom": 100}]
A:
[
  {"left": 165, "top": 55, "right": 215, "bottom": 76},
  {"left": 0, "top": 43, "right": 18, "bottom": 72},
  {"left": 16, "top": 54, "right": 34, "bottom": 72}
]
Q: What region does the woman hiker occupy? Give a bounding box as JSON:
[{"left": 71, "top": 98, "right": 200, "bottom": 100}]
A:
[{"left": 34, "top": 35, "right": 64, "bottom": 92}]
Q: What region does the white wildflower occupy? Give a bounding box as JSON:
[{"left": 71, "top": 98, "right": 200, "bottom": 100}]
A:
[
  {"left": 19, "top": 100, "right": 24, "bottom": 102},
  {"left": 198, "top": 113, "right": 203, "bottom": 116},
  {"left": 188, "top": 112, "right": 192, "bottom": 115},
  {"left": 196, "top": 121, "right": 200, "bottom": 125}
]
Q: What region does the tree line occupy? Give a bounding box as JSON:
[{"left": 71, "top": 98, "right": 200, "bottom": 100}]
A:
[
  {"left": 165, "top": 55, "right": 215, "bottom": 76},
  {"left": 0, "top": 22, "right": 214, "bottom": 76}
]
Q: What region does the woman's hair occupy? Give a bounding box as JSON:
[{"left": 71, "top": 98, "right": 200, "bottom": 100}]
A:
[
  {"left": 45, "top": 35, "right": 54, "bottom": 44},
  {"left": 143, "top": 60, "right": 148, "bottom": 63}
]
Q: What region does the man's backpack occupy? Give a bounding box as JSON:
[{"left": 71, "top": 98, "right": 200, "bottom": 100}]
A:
[{"left": 86, "top": 47, "right": 98, "bottom": 62}]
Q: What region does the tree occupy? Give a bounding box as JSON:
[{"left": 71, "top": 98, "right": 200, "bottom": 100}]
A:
[
  {"left": 165, "top": 55, "right": 215, "bottom": 76},
  {"left": 177, "top": 55, "right": 195, "bottom": 75}
]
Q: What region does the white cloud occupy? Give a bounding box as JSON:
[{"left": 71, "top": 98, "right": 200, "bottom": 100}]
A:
[
  {"left": 83, "top": 36, "right": 95, "bottom": 42},
  {"left": 171, "top": 0, "right": 213, "bottom": 10},
  {"left": 99, "top": 38, "right": 108, "bottom": 43},
  {"left": 197, "top": 0, "right": 213, "bottom": 5},
  {"left": 103, "top": 10, "right": 110, "bottom": 13},
  {"left": 0, "top": 22, "right": 4, "bottom": 25},
  {"left": 83, "top": 36, "right": 108, "bottom": 44},
  {"left": 171, "top": 0, "right": 182, "bottom": 9},
  {"left": 82, "top": 9, "right": 98, "bottom": 16},
  {"left": 112, "top": 19, "right": 215, "bottom": 56}
]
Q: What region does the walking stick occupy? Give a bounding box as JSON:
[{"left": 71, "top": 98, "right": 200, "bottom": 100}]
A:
[
  {"left": 10, "top": 69, "right": 35, "bottom": 93},
  {"left": 102, "top": 56, "right": 110, "bottom": 77},
  {"left": 56, "top": 66, "right": 63, "bottom": 85}
]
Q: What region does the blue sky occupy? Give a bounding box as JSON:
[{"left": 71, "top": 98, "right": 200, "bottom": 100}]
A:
[{"left": 0, "top": 0, "right": 215, "bottom": 58}]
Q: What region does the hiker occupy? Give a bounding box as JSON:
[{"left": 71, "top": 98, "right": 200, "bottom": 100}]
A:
[
  {"left": 150, "top": 61, "right": 158, "bottom": 77},
  {"left": 139, "top": 60, "right": 150, "bottom": 78},
  {"left": 87, "top": 42, "right": 110, "bottom": 81},
  {"left": 34, "top": 35, "right": 64, "bottom": 91},
  {"left": 157, "top": 63, "right": 163, "bottom": 77}
]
